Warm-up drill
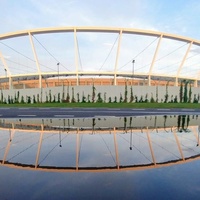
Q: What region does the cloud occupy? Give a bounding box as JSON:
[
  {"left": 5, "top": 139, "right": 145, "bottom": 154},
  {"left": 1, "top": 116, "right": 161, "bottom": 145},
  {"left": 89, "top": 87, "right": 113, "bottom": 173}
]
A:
[{"left": 1, "top": 0, "right": 200, "bottom": 77}]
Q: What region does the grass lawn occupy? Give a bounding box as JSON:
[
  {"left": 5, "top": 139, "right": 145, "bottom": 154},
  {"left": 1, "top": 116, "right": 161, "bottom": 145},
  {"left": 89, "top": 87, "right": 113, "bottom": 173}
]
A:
[{"left": 0, "top": 102, "right": 200, "bottom": 109}]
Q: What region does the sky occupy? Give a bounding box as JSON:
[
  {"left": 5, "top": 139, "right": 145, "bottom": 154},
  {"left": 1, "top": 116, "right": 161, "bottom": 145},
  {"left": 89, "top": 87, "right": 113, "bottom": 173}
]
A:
[
  {"left": 1, "top": 0, "right": 200, "bottom": 38},
  {"left": 0, "top": 0, "right": 200, "bottom": 77}
]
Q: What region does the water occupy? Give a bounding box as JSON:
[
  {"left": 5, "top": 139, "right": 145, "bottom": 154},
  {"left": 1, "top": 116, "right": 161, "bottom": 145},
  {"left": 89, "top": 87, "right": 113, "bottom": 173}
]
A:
[{"left": 0, "top": 115, "right": 200, "bottom": 199}]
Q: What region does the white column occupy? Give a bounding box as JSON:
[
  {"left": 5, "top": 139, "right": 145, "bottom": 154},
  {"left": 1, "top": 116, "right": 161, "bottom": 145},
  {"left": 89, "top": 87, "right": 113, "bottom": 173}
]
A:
[
  {"left": 74, "top": 29, "right": 79, "bottom": 86},
  {"left": 0, "top": 51, "right": 12, "bottom": 89},
  {"left": 113, "top": 127, "right": 120, "bottom": 169},
  {"left": 148, "top": 35, "right": 163, "bottom": 86},
  {"left": 35, "top": 124, "right": 44, "bottom": 168},
  {"left": 173, "top": 130, "right": 185, "bottom": 160},
  {"left": 3, "top": 124, "right": 15, "bottom": 164},
  {"left": 175, "top": 41, "right": 193, "bottom": 86},
  {"left": 114, "top": 30, "right": 122, "bottom": 86},
  {"left": 146, "top": 127, "right": 156, "bottom": 165},
  {"left": 28, "top": 32, "right": 42, "bottom": 88},
  {"left": 76, "top": 128, "right": 80, "bottom": 171}
]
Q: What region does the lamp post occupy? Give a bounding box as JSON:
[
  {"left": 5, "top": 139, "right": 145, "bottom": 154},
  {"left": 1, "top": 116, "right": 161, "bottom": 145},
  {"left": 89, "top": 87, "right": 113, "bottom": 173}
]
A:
[
  {"left": 4, "top": 69, "right": 7, "bottom": 89},
  {"left": 197, "top": 126, "right": 200, "bottom": 146},
  {"left": 4, "top": 68, "right": 7, "bottom": 77},
  {"left": 132, "top": 60, "right": 135, "bottom": 85},
  {"left": 57, "top": 62, "right": 60, "bottom": 86},
  {"left": 59, "top": 131, "right": 62, "bottom": 147},
  {"left": 129, "top": 130, "right": 133, "bottom": 150}
]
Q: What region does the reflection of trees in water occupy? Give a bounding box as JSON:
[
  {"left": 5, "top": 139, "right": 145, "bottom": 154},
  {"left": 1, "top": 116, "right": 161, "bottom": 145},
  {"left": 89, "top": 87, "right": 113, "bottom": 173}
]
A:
[
  {"left": 92, "top": 118, "right": 96, "bottom": 133},
  {"left": 124, "top": 117, "right": 127, "bottom": 132},
  {"left": 177, "top": 115, "right": 190, "bottom": 132},
  {"left": 129, "top": 117, "right": 132, "bottom": 128},
  {"left": 163, "top": 115, "right": 167, "bottom": 128}
]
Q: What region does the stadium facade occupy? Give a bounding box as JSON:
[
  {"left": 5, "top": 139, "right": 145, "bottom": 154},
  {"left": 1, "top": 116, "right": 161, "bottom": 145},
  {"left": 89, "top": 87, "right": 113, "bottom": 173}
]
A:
[{"left": 0, "top": 27, "right": 200, "bottom": 103}]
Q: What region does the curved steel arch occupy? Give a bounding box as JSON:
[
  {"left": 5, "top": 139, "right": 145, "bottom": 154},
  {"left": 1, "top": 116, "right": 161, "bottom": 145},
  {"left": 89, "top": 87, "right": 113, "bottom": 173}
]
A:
[
  {"left": 1, "top": 27, "right": 200, "bottom": 44},
  {"left": 0, "top": 27, "right": 200, "bottom": 88}
]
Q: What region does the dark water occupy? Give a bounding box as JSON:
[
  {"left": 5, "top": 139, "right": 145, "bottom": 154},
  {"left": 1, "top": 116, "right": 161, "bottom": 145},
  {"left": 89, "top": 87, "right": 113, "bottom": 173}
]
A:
[
  {"left": 0, "top": 115, "right": 200, "bottom": 200},
  {"left": 1, "top": 161, "right": 200, "bottom": 200}
]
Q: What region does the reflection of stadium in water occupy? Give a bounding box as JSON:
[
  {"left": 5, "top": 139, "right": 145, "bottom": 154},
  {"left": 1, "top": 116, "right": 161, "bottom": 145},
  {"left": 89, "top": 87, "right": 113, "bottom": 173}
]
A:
[{"left": 0, "top": 115, "right": 200, "bottom": 172}]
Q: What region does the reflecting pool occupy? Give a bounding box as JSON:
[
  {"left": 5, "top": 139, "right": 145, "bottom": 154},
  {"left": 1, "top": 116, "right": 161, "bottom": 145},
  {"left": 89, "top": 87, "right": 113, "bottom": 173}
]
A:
[{"left": 0, "top": 115, "right": 200, "bottom": 199}]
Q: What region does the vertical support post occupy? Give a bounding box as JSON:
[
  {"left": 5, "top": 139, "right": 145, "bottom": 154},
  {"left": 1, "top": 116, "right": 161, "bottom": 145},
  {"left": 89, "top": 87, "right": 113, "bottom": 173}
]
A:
[
  {"left": 146, "top": 127, "right": 156, "bottom": 165},
  {"left": 194, "top": 80, "right": 198, "bottom": 87},
  {"left": 192, "top": 126, "right": 200, "bottom": 146},
  {"left": 2, "top": 124, "right": 15, "bottom": 164},
  {"left": 74, "top": 29, "right": 79, "bottom": 86},
  {"left": 173, "top": 129, "right": 185, "bottom": 160},
  {"left": 28, "top": 32, "right": 42, "bottom": 88},
  {"left": 113, "top": 127, "right": 120, "bottom": 170},
  {"left": 9, "top": 77, "right": 12, "bottom": 89},
  {"left": 35, "top": 124, "right": 44, "bottom": 168},
  {"left": 132, "top": 60, "right": 135, "bottom": 85},
  {"left": 0, "top": 51, "right": 12, "bottom": 89},
  {"left": 148, "top": 35, "right": 163, "bottom": 86},
  {"left": 76, "top": 128, "right": 80, "bottom": 171},
  {"left": 175, "top": 41, "right": 193, "bottom": 86},
  {"left": 114, "top": 30, "right": 122, "bottom": 86},
  {"left": 57, "top": 62, "right": 60, "bottom": 86}
]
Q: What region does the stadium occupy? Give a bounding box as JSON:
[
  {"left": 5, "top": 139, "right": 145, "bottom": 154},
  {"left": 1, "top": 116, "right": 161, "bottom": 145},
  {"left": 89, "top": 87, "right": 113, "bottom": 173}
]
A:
[{"left": 0, "top": 27, "right": 200, "bottom": 103}]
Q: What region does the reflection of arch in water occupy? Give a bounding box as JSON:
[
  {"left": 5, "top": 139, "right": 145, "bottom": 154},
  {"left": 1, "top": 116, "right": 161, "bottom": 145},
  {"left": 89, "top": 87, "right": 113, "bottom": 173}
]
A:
[
  {"left": 2, "top": 153, "right": 200, "bottom": 173},
  {"left": 0, "top": 118, "right": 200, "bottom": 172}
]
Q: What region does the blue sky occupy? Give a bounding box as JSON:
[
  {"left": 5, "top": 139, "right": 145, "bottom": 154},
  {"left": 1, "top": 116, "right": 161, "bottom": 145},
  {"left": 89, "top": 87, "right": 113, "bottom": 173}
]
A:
[
  {"left": 1, "top": 0, "right": 199, "bottom": 39},
  {"left": 0, "top": 0, "right": 200, "bottom": 76}
]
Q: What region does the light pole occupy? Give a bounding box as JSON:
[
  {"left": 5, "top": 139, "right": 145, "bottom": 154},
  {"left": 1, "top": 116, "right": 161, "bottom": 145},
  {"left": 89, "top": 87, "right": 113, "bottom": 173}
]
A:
[
  {"left": 4, "top": 68, "right": 7, "bottom": 77},
  {"left": 57, "top": 62, "right": 60, "bottom": 86},
  {"left": 197, "top": 126, "right": 200, "bottom": 146},
  {"left": 129, "top": 130, "right": 133, "bottom": 150},
  {"left": 4, "top": 69, "right": 7, "bottom": 89},
  {"left": 132, "top": 60, "right": 135, "bottom": 85}
]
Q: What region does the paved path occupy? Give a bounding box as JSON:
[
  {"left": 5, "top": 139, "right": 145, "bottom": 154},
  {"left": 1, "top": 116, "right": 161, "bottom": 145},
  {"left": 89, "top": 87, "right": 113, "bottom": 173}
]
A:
[{"left": 0, "top": 107, "right": 200, "bottom": 118}]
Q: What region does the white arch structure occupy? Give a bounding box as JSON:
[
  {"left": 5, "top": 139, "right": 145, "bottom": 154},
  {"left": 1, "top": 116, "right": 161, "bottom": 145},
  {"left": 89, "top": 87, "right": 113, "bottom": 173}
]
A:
[
  {"left": 0, "top": 124, "right": 200, "bottom": 172},
  {"left": 1, "top": 27, "right": 200, "bottom": 89}
]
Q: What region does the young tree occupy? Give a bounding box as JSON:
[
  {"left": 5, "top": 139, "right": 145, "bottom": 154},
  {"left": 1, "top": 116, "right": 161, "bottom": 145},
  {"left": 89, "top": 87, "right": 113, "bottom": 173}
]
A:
[
  {"left": 183, "top": 80, "right": 189, "bottom": 103},
  {"left": 129, "top": 86, "right": 134, "bottom": 103},
  {"left": 179, "top": 80, "right": 183, "bottom": 103},
  {"left": 188, "top": 82, "right": 192, "bottom": 103}
]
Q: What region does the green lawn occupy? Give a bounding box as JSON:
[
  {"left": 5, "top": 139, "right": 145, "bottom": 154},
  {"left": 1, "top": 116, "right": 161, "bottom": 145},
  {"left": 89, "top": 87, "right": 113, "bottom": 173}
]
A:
[{"left": 0, "top": 102, "right": 200, "bottom": 109}]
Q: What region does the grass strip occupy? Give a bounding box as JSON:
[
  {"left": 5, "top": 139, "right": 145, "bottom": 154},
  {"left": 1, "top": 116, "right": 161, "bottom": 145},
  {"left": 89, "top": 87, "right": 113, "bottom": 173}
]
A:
[{"left": 0, "top": 102, "right": 200, "bottom": 109}]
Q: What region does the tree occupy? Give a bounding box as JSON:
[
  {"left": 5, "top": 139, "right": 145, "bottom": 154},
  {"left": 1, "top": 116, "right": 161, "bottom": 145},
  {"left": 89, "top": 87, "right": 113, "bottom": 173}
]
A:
[
  {"left": 77, "top": 93, "right": 80, "bottom": 103},
  {"left": 49, "top": 90, "right": 52, "bottom": 103},
  {"left": 104, "top": 92, "right": 106, "bottom": 103},
  {"left": 92, "top": 84, "right": 96, "bottom": 103},
  {"left": 33, "top": 95, "right": 36, "bottom": 103},
  {"left": 97, "top": 93, "right": 103, "bottom": 103},
  {"left": 124, "top": 82, "right": 128, "bottom": 103},
  {"left": 183, "top": 80, "right": 189, "bottom": 103},
  {"left": 37, "top": 94, "right": 40, "bottom": 103},
  {"left": 188, "top": 82, "right": 192, "bottom": 103},
  {"left": 179, "top": 81, "right": 183, "bottom": 103},
  {"left": 71, "top": 88, "right": 76, "bottom": 103},
  {"left": 1, "top": 90, "right": 3, "bottom": 104},
  {"left": 57, "top": 93, "right": 61, "bottom": 103},
  {"left": 87, "top": 94, "right": 90, "bottom": 103},
  {"left": 21, "top": 96, "right": 25, "bottom": 104},
  {"left": 164, "top": 81, "right": 169, "bottom": 103},
  {"left": 174, "top": 95, "right": 178, "bottom": 103},
  {"left": 150, "top": 93, "right": 155, "bottom": 103},
  {"left": 129, "top": 86, "right": 134, "bottom": 103},
  {"left": 156, "top": 85, "right": 158, "bottom": 102},
  {"left": 82, "top": 92, "right": 86, "bottom": 103},
  {"left": 120, "top": 93, "right": 123, "bottom": 103}
]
